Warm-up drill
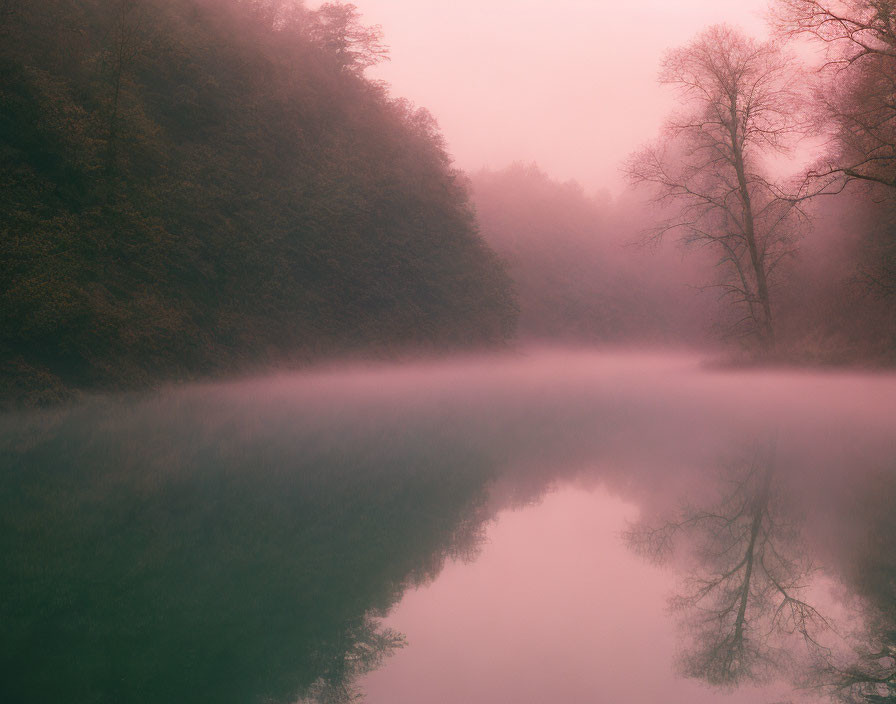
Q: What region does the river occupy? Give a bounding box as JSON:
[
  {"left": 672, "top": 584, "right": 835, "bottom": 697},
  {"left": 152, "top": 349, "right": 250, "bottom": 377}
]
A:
[{"left": 2, "top": 349, "right": 893, "bottom": 703}]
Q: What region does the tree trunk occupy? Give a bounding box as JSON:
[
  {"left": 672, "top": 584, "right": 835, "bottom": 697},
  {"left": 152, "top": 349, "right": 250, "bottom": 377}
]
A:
[{"left": 730, "top": 119, "right": 776, "bottom": 352}]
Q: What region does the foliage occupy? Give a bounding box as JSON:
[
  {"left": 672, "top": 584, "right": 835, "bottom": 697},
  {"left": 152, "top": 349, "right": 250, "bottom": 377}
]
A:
[{"left": 0, "top": 0, "right": 517, "bottom": 405}]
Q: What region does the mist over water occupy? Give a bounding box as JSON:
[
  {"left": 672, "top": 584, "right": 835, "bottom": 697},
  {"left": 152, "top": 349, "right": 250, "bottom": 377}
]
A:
[
  {"left": 6, "top": 0, "right": 896, "bottom": 702},
  {"left": 2, "top": 348, "right": 893, "bottom": 703}
]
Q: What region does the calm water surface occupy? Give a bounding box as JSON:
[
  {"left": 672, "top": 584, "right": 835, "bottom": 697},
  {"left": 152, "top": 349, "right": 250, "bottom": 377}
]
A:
[
  {"left": 2, "top": 349, "right": 893, "bottom": 704},
  {"left": 361, "top": 486, "right": 792, "bottom": 704}
]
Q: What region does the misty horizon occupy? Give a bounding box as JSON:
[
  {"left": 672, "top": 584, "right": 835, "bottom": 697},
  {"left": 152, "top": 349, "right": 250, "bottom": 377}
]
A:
[
  {"left": 327, "top": 0, "right": 814, "bottom": 196},
  {"left": 2, "top": 1, "right": 895, "bottom": 703}
]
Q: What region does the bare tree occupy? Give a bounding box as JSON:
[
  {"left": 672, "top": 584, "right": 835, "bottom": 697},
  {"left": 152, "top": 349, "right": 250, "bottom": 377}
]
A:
[
  {"left": 774, "top": 0, "right": 896, "bottom": 189},
  {"left": 811, "top": 615, "right": 896, "bottom": 704},
  {"left": 624, "top": 440, "right": 827, "bottom": 688},
  {"left": 626, "top": 25, "right": 809, "bottom": 353},
  {"left": 774, "top": 2, "right": 896, "bottom": 298}
]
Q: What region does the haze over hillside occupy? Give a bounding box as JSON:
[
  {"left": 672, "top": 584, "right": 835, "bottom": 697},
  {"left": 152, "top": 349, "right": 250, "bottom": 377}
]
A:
[
  {"left": 2, "top": 3, "right": 895, "bottom": 704},
  {"left": 2, "top": 0, "right": 896, "bottom": 406},
  {"left": 0, "top": 0, "right": 517, "bottom": 405}
]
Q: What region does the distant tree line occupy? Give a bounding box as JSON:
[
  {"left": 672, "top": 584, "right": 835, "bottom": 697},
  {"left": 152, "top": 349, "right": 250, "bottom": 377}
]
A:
[
  {"left": 471, "top": 164, "right": 725, "bottom": 347},
  {"left": 471, "top": 159, "right": 895, "bottom": 362},
  {"left": 0, "top": 0, "right": 517, "bottom": 405}
]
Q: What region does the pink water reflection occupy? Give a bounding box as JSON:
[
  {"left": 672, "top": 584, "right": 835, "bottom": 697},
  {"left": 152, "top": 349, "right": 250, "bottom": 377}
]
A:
[{"left": 361, "top": 485, "right": 796, "bottom": 704}]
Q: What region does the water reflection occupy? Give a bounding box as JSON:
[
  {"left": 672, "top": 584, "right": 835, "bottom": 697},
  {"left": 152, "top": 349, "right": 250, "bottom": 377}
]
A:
[
  {"left": 297, "top": 616, "right": 405, "bottom": 704},
  {"left": 624, "top": 437, "right": 826, "bottom": 688},
  {"left": 0, "top": 394, "right": 494, "bottom": 704},
  {"left": 1, "top": 352, "right": 894, "bottom": 703},
  {"left": 359, "top": 485, "right": 791, "bottom": 704},
  {"left": 805, "top": 472, "right": 895, "bottom": 704},
  {"left": 817, "top": 614, "right": 896, "bottom": 704},
  {"left": 623, "top": 438, "right": 896, "bottom": 704}
]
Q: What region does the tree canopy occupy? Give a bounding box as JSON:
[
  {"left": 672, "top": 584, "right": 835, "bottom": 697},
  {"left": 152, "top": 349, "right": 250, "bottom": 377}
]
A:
[{"left": 0, "top": 0, "right": 518, "bottom": 405}]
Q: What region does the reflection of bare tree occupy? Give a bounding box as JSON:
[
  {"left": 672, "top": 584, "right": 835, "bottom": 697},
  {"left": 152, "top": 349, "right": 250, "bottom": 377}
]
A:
[
  {"left": 806, "top": 472, "right": 896, "bottom": 704},
  {"left": 624, "top": 440, "right": 827, "bottom": 687},
  {"left": 814, "top": 616, "right": 895, "bottom": 704}
]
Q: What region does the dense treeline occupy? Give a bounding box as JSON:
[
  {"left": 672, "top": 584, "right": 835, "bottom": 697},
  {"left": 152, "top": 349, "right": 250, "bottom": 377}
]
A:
[{"left": 0, "top": 0, "right": 517, "bottom": 405}]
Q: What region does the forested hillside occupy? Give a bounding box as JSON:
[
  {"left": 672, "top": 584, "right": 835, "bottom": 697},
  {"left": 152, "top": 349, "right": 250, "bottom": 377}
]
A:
[{"left": 0, "top": 0, "right": 517, "bottom": 405}]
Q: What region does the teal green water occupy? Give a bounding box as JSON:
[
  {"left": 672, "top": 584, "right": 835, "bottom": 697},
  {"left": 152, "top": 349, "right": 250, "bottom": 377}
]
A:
[{"left": 2, "top": 351, "right": 893, "bottom": 703}]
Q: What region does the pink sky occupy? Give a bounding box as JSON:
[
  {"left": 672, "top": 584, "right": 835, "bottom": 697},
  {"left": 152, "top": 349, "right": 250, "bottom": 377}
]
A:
[{"left": 318, "top": 0, "right": 774, "bottom": 195}]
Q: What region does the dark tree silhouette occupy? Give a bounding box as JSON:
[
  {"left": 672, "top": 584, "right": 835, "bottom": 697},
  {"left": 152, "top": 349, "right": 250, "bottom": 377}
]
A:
[
  {"left": 0, "top": 0, "right": 517, "bottom": 405},
  {"left": 775, "top": 0, "right": 896, "bottom": 189},
  {"left": 100, "top": 0, "right": 149, "bottom": 178},
  {"left": 774, "top": 1, "right": 896, "bottom": 300},
  {"left": 814, "top": 617, "right": 896, "bottom": 704},
  {"left": 298, "top": 615, "right": 406, "bottom": 704}
]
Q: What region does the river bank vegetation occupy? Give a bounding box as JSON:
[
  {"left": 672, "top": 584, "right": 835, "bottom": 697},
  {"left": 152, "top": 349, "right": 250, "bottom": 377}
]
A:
[
  {"left": 0, "top": 0, "right": 517, "bottom": 407},
  {"left": 4, "top": 0, "right": 896, "bottom": 409}
]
